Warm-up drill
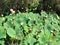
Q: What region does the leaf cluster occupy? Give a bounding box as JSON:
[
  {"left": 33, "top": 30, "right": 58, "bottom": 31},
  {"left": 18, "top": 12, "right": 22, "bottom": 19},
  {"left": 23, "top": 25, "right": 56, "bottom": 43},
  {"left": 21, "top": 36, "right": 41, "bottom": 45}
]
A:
[{"left": 0, "top": 12, "right": 60, "bottom": 45}]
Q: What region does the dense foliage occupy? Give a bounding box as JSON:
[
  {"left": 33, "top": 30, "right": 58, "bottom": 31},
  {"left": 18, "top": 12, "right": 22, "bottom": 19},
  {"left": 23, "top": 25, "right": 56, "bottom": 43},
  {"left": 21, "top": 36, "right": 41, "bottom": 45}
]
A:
[
  {"left": 0, "top": 0, "right": 40, "bottom": 15},
  {"left": 0, "top": 12, "right": 60, "bottom": 45},
  {"left": 0, "top": 0, "right": 60, "bottom": 15}
]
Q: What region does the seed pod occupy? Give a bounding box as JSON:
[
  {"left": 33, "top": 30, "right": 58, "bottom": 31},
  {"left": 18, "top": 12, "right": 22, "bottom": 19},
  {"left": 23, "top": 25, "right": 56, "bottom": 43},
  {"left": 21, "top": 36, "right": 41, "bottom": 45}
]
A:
[
  {"left": 28, "top": 17, "right": 31, "bottom": 20},
  {"left": 38, "top": 16, "right": 40, "bottom": 19},
  {"left": 20, "top": 22, "right": 23, "bottom": 26},
  {"left": 28, "top": 28, "right": 31, "bottom": 33},
  {"left": 53, "top": 29, "right": 58, "bottom": 34},
  {"left": 36, "top": 30, "right": 42, "bottom": 33},
  {"left": 51, "top": 32, "right": 55, "bottom": 36},
  {"left": 4, "top": 27, "right": 8, "bottom": 30},
  {"left": 34, "top": 18, "right": 36, "bottom": 24},
  {"left": 12, "top": 17, "right": 15, "bottom": 20}
]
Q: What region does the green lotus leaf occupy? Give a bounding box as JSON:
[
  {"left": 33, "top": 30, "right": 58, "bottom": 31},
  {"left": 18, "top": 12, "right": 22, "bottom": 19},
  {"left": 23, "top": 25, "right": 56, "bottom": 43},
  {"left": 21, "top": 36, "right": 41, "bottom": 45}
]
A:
[
  {"left": 0, "top": 26, "right": 6, "bottom": 39},
  {"left": 7, "top": 28, "right": 16, "bottom": 38}
]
